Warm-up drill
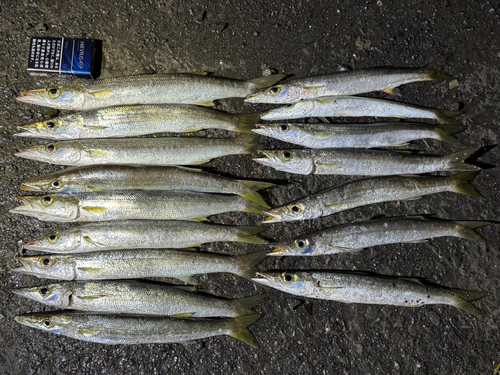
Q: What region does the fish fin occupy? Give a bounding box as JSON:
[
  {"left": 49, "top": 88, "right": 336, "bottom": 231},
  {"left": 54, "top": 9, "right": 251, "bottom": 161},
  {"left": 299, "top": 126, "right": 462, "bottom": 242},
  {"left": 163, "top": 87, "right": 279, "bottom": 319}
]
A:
[
  {"left": 83, "top": 125, "right": 109, "bottom": 130},
  {"left": 435, "top": 123, "right": 466, "bottom": 147},
  {"left": 173, "top": 286, "right": 198, "bottom": 293},
  {"left": 190, "top": 159, "right": 212, "bottom": 165},
  {"left": 248, "top": 74, "right": 287, "bottom": 90},
  {"left": 244, "top": 201, "right": 267, "bottom": 214},
  {"left": 400, "top": 277, "right": 424, "bottom": 284},
  {"left": 192, "top": 72, "right": 210, "bottom": 75},
  {"left": 88, "top": 150, "right": 109, "bottom": 156},
  {"left": 404, "top": 196, "right": 422, "bottom": 201},
  {"left": 78, "top": 328, "right": 102, "bottom": 336},
  {"left": 455, "top": 221, "right": 492, "bottom": 243},
  {"left": 241, "top": 190, "right": 270, "bottom": 209},
  {"left": 236, "top": 133, "right": 258, "bottom": 154},
  {"left": 449, "top": 288, "right": 486, "bottom": 318},
  {"left": 318, "top": 117, "right": 330, "bottom": 124},
  {"left": 443, "top": 148, "right": 481, "bottom": 172},
  {"left": 229, "top": 314, "right": 261, "bottom": 348},
  {"left": 190, "top": 217, "right": 208, "bottom": 222},
  {"left": 236, "top": 250, "right": 268, "bottom": 280},
  {"left": 316, "top": 162, "right": 339, "bottom": 170},
  {"left": 450, "top": 171, "right": 484, "bottom": 200},
  {"left": 435, "top": 109, "right": 464, "bottom": 125},
  {"left": 82, "top": 236, "right": 106, "bottom": 248},
  {"left": 170, "top": 313, "right": 195, "bottom": 319},
  {"left": 176, "top": 166, "right": 204, "bottom": 173},
  {"left": 86, "top": 186, "right": 102, "bottom": 193},
  {"left": 240, "top": 180, "right": 276, "bottom": 191},
  {"left": 179, "top": 248, "right": 198, "bottom": 252},
  {"left": 328, "top": 244, "right": 361, "bottom": 252},
  {"left": 81, "top": 206, "right": 109, "bottom": 214},
  {"left": 236, "top": 226, "right": 268, "bottom": 245},
  {"left": 177, "top": 276, "right": 198, "bottom": 285},
  {"left": 88, "top": 90, "right": 115, "bottom": 99},
  {"left": 76, "top": 295, "right": 107, "bottom": 301},
  {"left": 382, "top": 88, "right": 401, "bottom": 96},
  {"left": 424, "top": 68, "right": 452, "bottom": 81},
  {"left": 196, "top": 101, "right": 215, "bottom": 108},
  {"left": 232, "top": 294, "right": 264, "bottom": 316},
  {"left": 76, "top": 267, "right": 103, "bottom": 274}
]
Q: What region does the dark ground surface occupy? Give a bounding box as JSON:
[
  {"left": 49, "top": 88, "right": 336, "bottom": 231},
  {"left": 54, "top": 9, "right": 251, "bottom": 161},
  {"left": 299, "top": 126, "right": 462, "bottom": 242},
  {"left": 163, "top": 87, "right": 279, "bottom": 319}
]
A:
[{"left": 1, "top": 1, "right": 499, "bottom": 374}]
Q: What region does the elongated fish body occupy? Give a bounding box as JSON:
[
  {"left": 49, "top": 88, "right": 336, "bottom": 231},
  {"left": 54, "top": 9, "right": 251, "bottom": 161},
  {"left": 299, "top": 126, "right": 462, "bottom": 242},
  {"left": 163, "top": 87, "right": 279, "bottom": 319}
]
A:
[
  {"left": 254, "top": 148, "right": 479, "bottom": 176},
  {"left": 16, "top": 73, "right": 286, "bottom": 110},
  {"left": 15, "top": 312, "right": 261, "bottom": 347},
  {"left": 15, "top": 135, "right": 254, "bottom": 167},
  {"left": 16, "top": 105, "right": 260, "bottom": 139},
  {"left": 245, "top": 67, "right": 447, "bottom": 103},
  {"left": 9, "top": 191, "right": 264, "bottom": 223},
  {"left": 24, "top": 221, "right": 267, "bottom": 253},
  {"left": 12, "top": 249, "right": 267, "bottom": 282},
  {"left": 270, "top": 217, "right": 491, "bottom": 256},
  {"left": 252, "top": 122, "right": 464, "bottom": 148},
  {"left": 12, "top": 281, "right": 262, "bottom": 318},
  {"left": 20, "top": 165, "right": 273, "bottom": 207},
  {"left": 261, "top": 96, "right": 460, "bottom": 124},
  {"left": 263, "top": 171, "right": 483, "bottom": 222},
  {"left": 252, "top": 272, "right": 485, "bottom": 317}
]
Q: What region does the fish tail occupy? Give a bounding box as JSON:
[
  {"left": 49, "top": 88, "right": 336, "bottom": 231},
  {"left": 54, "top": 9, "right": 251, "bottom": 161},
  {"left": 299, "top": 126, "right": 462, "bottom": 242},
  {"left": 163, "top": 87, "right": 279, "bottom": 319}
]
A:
[
  {"left": 423, "top": 68, "right": 452, "bottom": 81},
  {"left": 455, "top": 221, "right": 492, "bottom": 243},
  {"left": 231, "top": 294, "right": 264, "bottom": 317},
  {"left": 449, "top": 171, "right": 484, "bottom": 200},
  {"left": 443, "top": 148, "right": 481, "bottom": 172},
  {"left": 229, "top": 313, "right": 261, "bottom": 348},
  {"left": 450, "top": 288, "right": 487, "bottom": 318},
  {"left": 234, "top": 113, "right": 264, "bottom": 134},
  {"left": 248, "top": 74, "right": 287, "bottom": 91},
  {"left": 236, "top": 226, "right": 268, "bottom": 244},
  {"left": 236, "top": 134, "right": 259, "bottom": 154},
  {"left": 435, "top": 109, "right": 464, "bottom": 125},
  {"left": 435, "top": 123, "right": 466, "bottom": 147},
  {"left": 241, "top": 190, "right": 270, "bottom": 209},
  {"left": 244, "top": 199, "right": 268, "bottom": 213},
  {"left": 235, "top": 250, "right": 267, "bottom": 280}
]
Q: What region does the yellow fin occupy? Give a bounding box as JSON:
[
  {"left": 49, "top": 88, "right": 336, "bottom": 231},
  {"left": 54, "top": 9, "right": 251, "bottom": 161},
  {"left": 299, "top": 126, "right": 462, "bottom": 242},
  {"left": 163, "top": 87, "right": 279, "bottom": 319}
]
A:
[
  {"left": 170, "top": 313, "right": 195, "bottom": 319},
  {"left": 316, "top": 162, "right": 339, "bottom": 169},
  {"left": 76, "top": 267, "right": 103, "bottom": 274},
  {"left": 382, "top": 88, "right": 401, "bottom": 96},
  {"left": 318, "top": 117, "right": 330, "bottom": 124},
  {"left": 81, "top": 207, "right": 109, "bottom": 214},
  {"left": 192, "top": 72, "right": 210, "bottom": 76},
  {"left": 88, "top": 150, "right": 109, "bottom": 156},
  {"left": 196, "top": 101, "right": 215, "bottom": 107},
  {"left": 230, "top": 314, "right": 261, "bottom": 348},
  {"left": 86, "top": 186, "right": 102, "bottom": 193},
  {"left": 77, "top": 295, "right": 107, "bottom": 301},
  {"left": 78, "top": 328, "right": 102, "bottom": 336},
  {"left": 176, "top": 166, "right": 204, "bottom": 173},
  {"left": 190, "top": 217, "right": 208, "bottom": 222},
  {"left": 89, "top": 90, "right": 115, "bottom": 99},
  {"left": 173, "top": 286, "right": 197, "bottom": 293}
]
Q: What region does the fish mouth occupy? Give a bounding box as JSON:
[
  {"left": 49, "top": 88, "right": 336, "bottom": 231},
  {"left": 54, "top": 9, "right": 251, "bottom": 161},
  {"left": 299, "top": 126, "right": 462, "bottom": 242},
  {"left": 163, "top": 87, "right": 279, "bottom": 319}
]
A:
[
  {"left": 261, "top": 210, "right": 283, "bottom": 223},
  {"left": 253, "top": 150, "right": 278, "bottom": 168},
  {"left": 260, "top": 109, "right": 277, "bottom": 120},
  {"left": 16, "top": 90, "right": 45, "bottom": 105},
  {"left": 11, "top": 288, "right": 34, "bottom": 299},
  {"left": 244, "top": 93, "right": 263, "bottom": 103},
  {"left": 11, "top": 258, "right": 36, "bottom": 275},
  {"left": 251, "top": 124, "right": 272, "bottom": 136},
  {"left": 266, "top": 247, "right": 284, "bottom": 256},
  {"left": 10, "top": 196, "right": 36, "bottom": 214},
  {"left": 20, "top": 181, "right": 42, "bottom": 191},
  {"left": 14, "top": 124, "right": 39, "bottom": 138},
  {"left": 14, "top": 146, "right": 44, "bottom": 162},
  {"left": 251, "top": 272, "right": 272, "bottom": 286}
]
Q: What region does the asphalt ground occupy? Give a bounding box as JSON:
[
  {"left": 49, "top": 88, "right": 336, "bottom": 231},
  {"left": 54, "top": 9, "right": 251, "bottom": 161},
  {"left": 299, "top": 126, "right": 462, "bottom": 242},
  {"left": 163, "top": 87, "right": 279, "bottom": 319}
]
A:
[{"left": 0, "top": 1, "right": 499, "bottom": 374}]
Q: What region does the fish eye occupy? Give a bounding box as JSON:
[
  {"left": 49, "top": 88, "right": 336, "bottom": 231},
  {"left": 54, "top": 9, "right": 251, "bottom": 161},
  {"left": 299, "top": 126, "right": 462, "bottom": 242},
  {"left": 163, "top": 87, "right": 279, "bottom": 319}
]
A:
[
  {"left": 42, "top": 258, "right": 51, "bottom": 267},
  {"left": 40, "top": 287, "right": 49, "bottom": 296},
  {"left": 43, "top": 319, "right": 52, "bottom": 327},
  {"left": 46, "top": 121, "right": 56, "bottom": 130},
  {"left": 48, "top": 234, "right": 58, "bottom": 242},
  {"left": 270, "top": 86, "right": 281, "bottom": 94},
  {"left": 283, "top": 273, "right": 293, "bottom": 283},
  {"left": 297, "top": 240, "right": 305, "bottom": 248},
  {"left": 51, "top": 180, "right": 61, "bottom": 188},
  {"left": 47, "top": 144, "right": 55, "bottom": 153},
  {"left": 280, "top": 124, "right": 288, "bottom": 132},
  {"left": 43, "top": 196, "right": 52, "bottom": 205},
  {"left": 282, "top": 151, "right": 293, "bottom": 160},
  {"left": 291, "top": 205, "right": 300, "bottom": 213},
  {"left": 48, "top": 88, "right": 60, "bottom": 98}
]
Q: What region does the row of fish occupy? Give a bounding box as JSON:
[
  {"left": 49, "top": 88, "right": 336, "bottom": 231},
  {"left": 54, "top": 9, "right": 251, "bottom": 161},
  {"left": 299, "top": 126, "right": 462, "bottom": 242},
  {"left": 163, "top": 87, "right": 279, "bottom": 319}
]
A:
[{"left": 12, "top": 67, "right": 488, "bottom": 347}]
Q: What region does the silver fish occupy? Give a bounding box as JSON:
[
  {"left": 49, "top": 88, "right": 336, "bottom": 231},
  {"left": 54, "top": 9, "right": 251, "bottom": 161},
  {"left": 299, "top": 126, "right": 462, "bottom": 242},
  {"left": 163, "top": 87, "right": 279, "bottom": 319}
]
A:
[
  {"left": 15, "top": 105, "right": 261, "bottom": 139},
  {"left": 15, "top": 312, "right": 261, "bottom": 346},
  {"left": 16, "top": 73, "right": 286, "bottom": 110},
  {"left": 245, "top": 67, "right": 448, "bottom": 103},
  {"left": 263, "top": 171, "right": 483, "bottom": 223},
  {"left": 12, "top": 280, "right": 262, "bottom": 318},
  {"left": 269, "top": 217, "right": 491, "bottom": 256},
  {"left": 12, "top": 249, "right": 267, "bottom": 282},
  {"left": 20, "top": 165, "right": 274, "bottom": 208},
  {"left": 252, "top": 122, "right": 464, "bottom": 148},
  {"left": 15, "top": 135, "right": 255, "bottom": 167},
  {"left": 261, "top": 96, "right": 461, "bottom": 124},
  {"left": 9, "top": 191, "right": 264, "bottom": 223},
  {"left": 23, "top": 220, "right": 267, "bottom": 253},
  {"left": 254, "top": 148, "right": 479, "bottom": 176},
  {"left": 252, "top": 272, "right": 485, "bottom": 317}
]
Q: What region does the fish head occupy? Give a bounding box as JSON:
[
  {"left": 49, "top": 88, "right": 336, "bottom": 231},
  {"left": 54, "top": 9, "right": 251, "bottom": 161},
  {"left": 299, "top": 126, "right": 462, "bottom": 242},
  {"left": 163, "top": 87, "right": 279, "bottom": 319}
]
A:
[
  {"left": 24, "top": 230, "right": 83, "bottom": 253},
  {"left": 15, "top": 114, "right": 84, "bottom": 139},
  {"left": 252, "top": 272, "right": 313, "bottom": 294},
  {"left": 268, "top": 237, "right": 316, "bottom": 256},
  {"left": 263, "top": 200, "right": 320, "bottom": 223},
  {"left": 10, "top": 195, "right": 80, "bottom": 221},
  {"left": 12, "top": 255, "right": 76, "bottom": 280},
  {"left": 253, "top": 150, "right": 314, "bottom": 175},
  {"left": 21, "top": 168, "right": 81, "bottom": 193},
  {"left": 252, "top": 123, "right": 302, "bottom": 142},
  {"left": 245, "top": 84, "right": 305, "bottom": 104},
  {"left": 12, "top": 283, "right": 72, "bottom": 307},
  {"left": 15, "top": 141, "right": 84, "bottom": 166},
  {"left": 16, "top": 86, "right": 86, "bottom": 110},
  {"left": 15, "top": 313, "right": 73, "bottom": 334}
]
